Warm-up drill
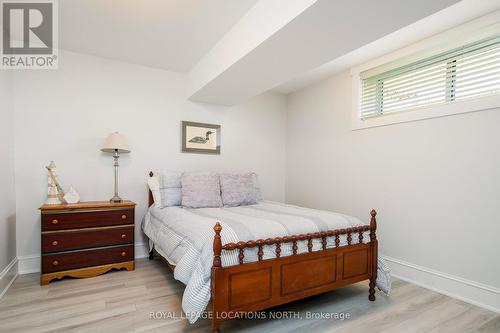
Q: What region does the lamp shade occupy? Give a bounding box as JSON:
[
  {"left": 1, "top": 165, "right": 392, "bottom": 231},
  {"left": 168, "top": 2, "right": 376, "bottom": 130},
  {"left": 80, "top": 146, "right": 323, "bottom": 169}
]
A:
[{"left": 101, "top": 132, "right": 130, "bottom": 153}]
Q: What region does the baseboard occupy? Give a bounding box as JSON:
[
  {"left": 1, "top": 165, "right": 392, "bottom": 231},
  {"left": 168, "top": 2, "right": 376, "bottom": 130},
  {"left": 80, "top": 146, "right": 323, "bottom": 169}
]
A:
[
  {"left": 384, "top": 256, "right": 500, "bottom": 313},
  {"left": 18, "top": 243, "right": 149, "bottom": 275},
  {"left": 134, "top": 242, "right": 149, "bottom": 259},
  {"left": 0, "top": 257, "right": 18, "bottom": 299},
  {"left": 18, "top": 254, "right": 40, "bottom": 274}
]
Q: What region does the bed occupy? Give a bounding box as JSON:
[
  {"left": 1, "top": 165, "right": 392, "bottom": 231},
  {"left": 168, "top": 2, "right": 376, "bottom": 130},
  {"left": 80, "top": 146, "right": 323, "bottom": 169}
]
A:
[{"left": 143, "top": 172, "right": 389, "bottom": 333}]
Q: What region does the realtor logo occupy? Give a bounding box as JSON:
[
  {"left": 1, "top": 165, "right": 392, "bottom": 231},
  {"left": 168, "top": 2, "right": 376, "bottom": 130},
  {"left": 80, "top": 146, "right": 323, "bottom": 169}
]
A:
[{"left": 1, "top": 0, "right": 58, "bottom": 69}]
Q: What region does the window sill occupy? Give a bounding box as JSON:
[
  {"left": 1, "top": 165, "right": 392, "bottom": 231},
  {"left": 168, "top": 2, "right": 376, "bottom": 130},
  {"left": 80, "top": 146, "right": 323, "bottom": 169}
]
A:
[
  {"left": 351, "top": 89, "right": 500, "bottom": 131},
  {"left": 350, "top": 11, "right": 500, "bottom": 131}
]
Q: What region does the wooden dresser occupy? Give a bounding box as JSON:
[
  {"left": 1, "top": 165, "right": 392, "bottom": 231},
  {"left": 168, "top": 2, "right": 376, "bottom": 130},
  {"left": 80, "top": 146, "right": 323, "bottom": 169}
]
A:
[{"left": 39, "top": 201, "right": 136, "bottom": 285}]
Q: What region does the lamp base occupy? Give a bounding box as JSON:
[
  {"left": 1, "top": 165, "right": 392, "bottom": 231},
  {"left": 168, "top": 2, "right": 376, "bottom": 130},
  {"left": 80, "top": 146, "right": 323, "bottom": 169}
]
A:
[{"left": 109, "top": 195, "right": 123, "bottom": 203}]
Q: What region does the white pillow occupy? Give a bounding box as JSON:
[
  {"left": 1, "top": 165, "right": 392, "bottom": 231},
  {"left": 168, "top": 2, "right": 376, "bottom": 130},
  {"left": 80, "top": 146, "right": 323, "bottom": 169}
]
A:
[
  {"left": 148, "top": 170, "right": 182, "bottom": 208},
  {"left": 157, "top": 170, "right": 182, "bottom": 207},
  {"left": 147, "top": 176, "right": 162, "bottom": 208},
  {"left": 252, "top": 173, "right": 263, "bottom": 201}
]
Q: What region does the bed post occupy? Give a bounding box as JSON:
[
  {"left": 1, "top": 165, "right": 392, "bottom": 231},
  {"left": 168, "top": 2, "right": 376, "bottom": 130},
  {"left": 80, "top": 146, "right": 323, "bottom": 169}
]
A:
[
  {"left": 147, "top": 171, "right": 155, "bottom": 260},
  {"left": 148, "top": 171, "right": 154, "bottom": 207},
  {"left": 369, "top": 209, "right": 378, "bottom": 301},
  {"left": 212, "top": 222, "right": 222, "bottom": 333}
]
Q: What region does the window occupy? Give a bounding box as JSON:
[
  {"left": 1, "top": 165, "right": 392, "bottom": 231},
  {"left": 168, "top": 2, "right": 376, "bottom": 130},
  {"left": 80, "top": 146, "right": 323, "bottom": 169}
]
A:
[{"left": 360, "top": 35, "right": 500, "bottom": 120}]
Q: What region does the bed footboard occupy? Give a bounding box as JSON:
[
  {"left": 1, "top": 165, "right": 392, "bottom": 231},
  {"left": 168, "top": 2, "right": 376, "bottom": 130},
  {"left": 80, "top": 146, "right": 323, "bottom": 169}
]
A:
[{"left": 210, "top": 210, "right": 378, "bottom": 333}]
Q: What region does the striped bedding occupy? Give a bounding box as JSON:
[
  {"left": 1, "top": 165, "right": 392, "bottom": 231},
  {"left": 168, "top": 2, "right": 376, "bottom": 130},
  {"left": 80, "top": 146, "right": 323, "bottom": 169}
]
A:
[{"left": 142, "top": 201, "right": 391, "bottom": 323}]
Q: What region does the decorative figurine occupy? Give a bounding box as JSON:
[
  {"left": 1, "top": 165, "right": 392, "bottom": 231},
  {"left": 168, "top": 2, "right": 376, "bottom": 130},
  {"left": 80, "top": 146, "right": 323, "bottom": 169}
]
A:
[
  {"left": 64, "top": 186, "right": 80, "bottom": 204},
  {"left": 45, "top": 161, "right": 66, "bottom": 204}
]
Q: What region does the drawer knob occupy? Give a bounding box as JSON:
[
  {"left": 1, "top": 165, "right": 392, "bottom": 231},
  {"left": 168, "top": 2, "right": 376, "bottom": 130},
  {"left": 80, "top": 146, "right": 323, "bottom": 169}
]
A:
[
  {"left": 52, "top": 260, "right": 59, "bottom": 266},
  {"left": 52, "top": 219, "right": 59, "bottom": 225},
  {"left": 52, "top": 240, "right": 59, "bottom": 246},
  {"left": 121, "top": 251, "right": 127, "bottom": 257},
  {"left": 121, "top": 234, "right": 127, "bottom": 239},
  {"left": 121, "top": 214, "right": 127, "bottom": 220}
]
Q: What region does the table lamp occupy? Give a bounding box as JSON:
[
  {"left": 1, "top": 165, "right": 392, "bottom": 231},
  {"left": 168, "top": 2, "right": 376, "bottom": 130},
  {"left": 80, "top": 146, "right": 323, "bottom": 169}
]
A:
[{"left": 101, "top": 132, "right": 130, "bottom": 203}]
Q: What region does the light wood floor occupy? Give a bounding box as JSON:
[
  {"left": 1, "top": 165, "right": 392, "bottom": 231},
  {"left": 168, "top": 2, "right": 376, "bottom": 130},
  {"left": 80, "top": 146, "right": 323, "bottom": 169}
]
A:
[{"left": 0, "top": 258, "right": 498, "bottom": 333}]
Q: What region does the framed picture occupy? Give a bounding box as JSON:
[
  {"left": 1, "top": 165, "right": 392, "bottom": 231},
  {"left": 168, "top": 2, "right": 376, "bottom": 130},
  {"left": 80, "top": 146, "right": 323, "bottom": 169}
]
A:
[{"left": 182, "top": 121, "right": 221, "bottom": 154}]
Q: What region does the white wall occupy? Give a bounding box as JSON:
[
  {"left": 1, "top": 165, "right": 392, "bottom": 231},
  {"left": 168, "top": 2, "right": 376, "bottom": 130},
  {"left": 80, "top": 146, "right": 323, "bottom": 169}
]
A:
[
  {"left": 286, "top": 71, "right": 500, "bottom": 309},
  {"left": 0, "top": 70, "right": 17, "bottom": 293},
  {"left": 13, "top": 51, "right": 287, "bottom": 271}
]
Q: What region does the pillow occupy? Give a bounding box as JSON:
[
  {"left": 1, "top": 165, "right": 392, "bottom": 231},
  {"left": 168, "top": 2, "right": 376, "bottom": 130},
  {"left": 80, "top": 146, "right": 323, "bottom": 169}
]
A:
[
  {"left": 251, "top": 173, "right": 263, "bottom": 201},
  {"left": 152, "top": 170, "right": 182, "bottom": 208},
  {"left": 147, "top": 175, "right": 162, "bottom": 208},
  {"left": 181, "top": 172, "right": 223, "bottom": 208},
  {"left": 219, "top": 173, "right": 259, "bottom": 207}
]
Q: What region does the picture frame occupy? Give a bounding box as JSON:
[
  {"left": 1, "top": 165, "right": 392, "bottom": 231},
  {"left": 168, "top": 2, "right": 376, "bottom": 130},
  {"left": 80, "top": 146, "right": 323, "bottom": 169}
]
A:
[{"left": 181, "top": 121, "right": 221, "bottom": 154}]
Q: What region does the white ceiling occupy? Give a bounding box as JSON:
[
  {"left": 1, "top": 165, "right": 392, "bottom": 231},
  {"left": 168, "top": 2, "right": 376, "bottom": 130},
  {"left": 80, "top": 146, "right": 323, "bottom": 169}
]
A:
[
  {"left": 188, "top": 0, "right": 461, "bottom": 105},
  {"left": 57, "top": 0, "right": 500, "bottom": 105},
  {"left": 59, "top": 0, "right": 257, "bottom": 72},
  {"left": 274, "top": 0, "right": 500, "bottom": 94}
]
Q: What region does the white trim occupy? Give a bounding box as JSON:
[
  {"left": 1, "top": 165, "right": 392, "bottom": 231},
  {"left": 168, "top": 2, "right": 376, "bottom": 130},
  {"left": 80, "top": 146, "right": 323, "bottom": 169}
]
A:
[
  {"left": 18, "top": 243, "right": 149, "bottom": 275},
  {"left": 18, "top": 254, "right": 40, "bottom": 274},
  {"left": 384, "top": 255, "right": 500, "bottom": 313},
  {"left": 351, "top": 10, "right": 500, "bottom": 130},
  {"left": 134, "top": 242, "right": 149, "bottom": 259},
  {"left": 0, "top": 257, "right": 18, "bottom": 299}
]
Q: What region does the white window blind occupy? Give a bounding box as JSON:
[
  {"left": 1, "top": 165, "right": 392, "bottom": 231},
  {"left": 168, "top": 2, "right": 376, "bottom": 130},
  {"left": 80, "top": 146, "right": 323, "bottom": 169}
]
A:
[{"left": 360, "top": 35, "right": 500, "bottom": 119}]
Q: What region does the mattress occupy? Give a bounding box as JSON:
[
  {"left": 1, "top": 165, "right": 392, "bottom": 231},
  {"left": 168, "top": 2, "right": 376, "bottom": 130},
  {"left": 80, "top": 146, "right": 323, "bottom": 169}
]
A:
[{"left": 142, "top": 201, "right": 391, "bottom": 323}]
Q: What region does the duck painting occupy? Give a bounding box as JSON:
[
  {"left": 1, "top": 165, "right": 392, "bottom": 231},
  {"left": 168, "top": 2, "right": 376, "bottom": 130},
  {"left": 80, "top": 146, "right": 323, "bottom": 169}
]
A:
[
  {"left": 182, "top": 121, "right": 221, "bottom": 154},
  {"left": 188, "top": 130, "right": 214, "bottom": 144}
]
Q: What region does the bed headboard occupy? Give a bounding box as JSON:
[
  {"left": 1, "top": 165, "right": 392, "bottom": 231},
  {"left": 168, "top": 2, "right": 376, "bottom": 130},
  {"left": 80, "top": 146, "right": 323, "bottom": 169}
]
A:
[{"left": 148, "top": 171, "right": 154, "bottom": 207}]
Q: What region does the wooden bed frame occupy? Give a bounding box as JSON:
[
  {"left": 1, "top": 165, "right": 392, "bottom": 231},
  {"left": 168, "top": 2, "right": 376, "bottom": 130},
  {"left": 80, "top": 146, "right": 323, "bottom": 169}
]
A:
[{"left": 147, "top": 172, "right": 378, "bottom": 333}]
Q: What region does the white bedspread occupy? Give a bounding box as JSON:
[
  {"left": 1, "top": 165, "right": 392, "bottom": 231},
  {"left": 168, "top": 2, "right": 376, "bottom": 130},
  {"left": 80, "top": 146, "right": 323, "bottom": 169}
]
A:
[{"left": 142, "top": 201, "right": 391, "bottom": 323}]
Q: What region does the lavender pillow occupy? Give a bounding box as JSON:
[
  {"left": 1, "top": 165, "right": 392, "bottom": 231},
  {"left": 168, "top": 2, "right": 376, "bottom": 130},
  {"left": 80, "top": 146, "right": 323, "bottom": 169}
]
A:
[
  {"left": 181, "top": 172, "right": 222, "bottom": 208},
  {"left": 219, "top": 173, "right": 259, "bottom": 207}
]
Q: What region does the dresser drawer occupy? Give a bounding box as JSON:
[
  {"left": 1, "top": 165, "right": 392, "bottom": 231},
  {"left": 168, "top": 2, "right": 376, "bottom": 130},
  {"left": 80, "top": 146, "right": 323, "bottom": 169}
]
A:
[
  {"left": 42, "top": 209, "right": 134, "bottom": 231},
  {"left": 42, "top": 226, "right": 134, "bottom": 253},
  {"left": 42, "top": 245, "right": 134, "bottom": 273}
]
